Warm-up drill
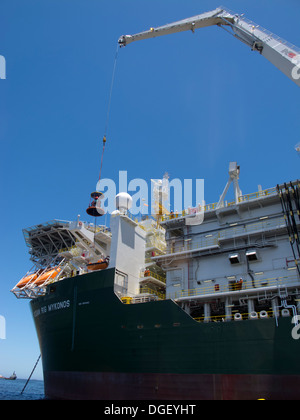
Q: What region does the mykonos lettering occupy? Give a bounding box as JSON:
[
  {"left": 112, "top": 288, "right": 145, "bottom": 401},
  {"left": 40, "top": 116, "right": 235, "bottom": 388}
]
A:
[
  {"left": 48, "top": 300, "right": 70, "bottom": 312},
  {"left": 33, "top": 300, "right": 71, "bottom": 318}
]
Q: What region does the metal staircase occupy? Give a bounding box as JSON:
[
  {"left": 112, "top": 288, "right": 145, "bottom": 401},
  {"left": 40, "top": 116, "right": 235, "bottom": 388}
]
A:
[{"left": 277, "top": 181, "right": 300, "bottom": 276}]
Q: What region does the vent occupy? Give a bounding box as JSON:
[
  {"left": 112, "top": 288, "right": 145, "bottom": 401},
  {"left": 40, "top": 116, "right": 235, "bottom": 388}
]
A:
[
  {"left": 246, "top": 250, "right": 258, "bottom": 261},
  {"left": 229, "top": 253, "right": 240, "bottom": 264}
]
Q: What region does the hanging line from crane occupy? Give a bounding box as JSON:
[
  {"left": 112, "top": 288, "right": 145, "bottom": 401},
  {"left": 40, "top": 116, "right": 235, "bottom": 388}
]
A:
[
  {"left": 86, "top": 45, "right": 120, "bottom": 220},
  {"left": 99, "top": 44, "right": 120, "bottom": 183},
  {"left": 104, "top": 44, "right": 120, "bottom": 141}
]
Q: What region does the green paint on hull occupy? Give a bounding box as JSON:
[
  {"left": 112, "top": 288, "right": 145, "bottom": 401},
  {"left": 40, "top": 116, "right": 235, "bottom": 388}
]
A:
[{"left": 30, "top": 268, "right": 300, "bottom": 396}]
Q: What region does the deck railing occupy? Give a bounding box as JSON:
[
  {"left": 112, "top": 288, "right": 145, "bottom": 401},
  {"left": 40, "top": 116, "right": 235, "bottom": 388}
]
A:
[{"left": 171, "top": 273, "right": 299, "bottom": 300}]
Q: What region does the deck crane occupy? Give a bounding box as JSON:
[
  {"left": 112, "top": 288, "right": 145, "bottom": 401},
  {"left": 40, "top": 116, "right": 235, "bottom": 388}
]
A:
[{"left": 118, "top": 6, "right": 300, "bottom": 87}]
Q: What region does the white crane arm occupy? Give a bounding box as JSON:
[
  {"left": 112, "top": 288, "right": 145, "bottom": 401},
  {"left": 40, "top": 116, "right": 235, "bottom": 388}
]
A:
[
  {"left": 118, "top": 8, "right": 233, "bottom": 46},
  {"left": 118, "top": 7, "right": 300, "bottom": 87}
]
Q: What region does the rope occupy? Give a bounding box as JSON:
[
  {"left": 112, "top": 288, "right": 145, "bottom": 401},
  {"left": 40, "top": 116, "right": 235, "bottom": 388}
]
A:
[
  {"left": 98, "top": 44, "right": 120, "bottom": 183},
  {"left": 98, "top": 136, "right": 106, "bottom": 182},
  {"left": 104, "top": 44, "right": 120, "bottom": 139},
  {"left": 20, "top": 354, "right": 41, "bottom": 395}
]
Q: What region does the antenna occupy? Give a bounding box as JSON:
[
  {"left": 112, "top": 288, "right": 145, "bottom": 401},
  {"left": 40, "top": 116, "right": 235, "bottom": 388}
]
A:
[{"left": 217, "top": 162, "right": 242, "bottom": 209}]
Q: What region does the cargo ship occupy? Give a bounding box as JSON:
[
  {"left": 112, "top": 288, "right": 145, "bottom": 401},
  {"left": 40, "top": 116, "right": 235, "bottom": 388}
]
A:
[
  {"left": 11, "top": 7, "right": 300, "bottom": 399},
  {"left": 11, "top": 165, "right": 300, "bottom": 400}
]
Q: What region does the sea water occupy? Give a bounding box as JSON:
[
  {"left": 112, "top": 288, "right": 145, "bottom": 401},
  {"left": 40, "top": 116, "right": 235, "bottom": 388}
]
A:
[{"left": 0, "top": 379, "right": 44, "bottom": 400}]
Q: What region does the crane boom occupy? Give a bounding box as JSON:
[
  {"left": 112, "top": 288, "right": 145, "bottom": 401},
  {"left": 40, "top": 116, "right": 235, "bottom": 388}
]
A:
[{"left": 118, "top": 7, "right": 300, "bottom": 87}]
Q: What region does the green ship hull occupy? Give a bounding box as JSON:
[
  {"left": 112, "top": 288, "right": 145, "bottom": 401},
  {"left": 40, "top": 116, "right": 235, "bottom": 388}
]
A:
[{"left": 31, "top": 268, "right": 300, "bottom": 400}]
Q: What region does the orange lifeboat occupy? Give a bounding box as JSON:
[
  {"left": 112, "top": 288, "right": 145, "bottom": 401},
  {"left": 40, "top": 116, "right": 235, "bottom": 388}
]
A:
[
  {"left": 16, "top": 267, "right": 61, "bottom": 288},
  {"left": 16, "top": 273, "right": 38, "bottom": 288},
  {"left": 87, "top": 257, "right": 109, "bottom": 271}
]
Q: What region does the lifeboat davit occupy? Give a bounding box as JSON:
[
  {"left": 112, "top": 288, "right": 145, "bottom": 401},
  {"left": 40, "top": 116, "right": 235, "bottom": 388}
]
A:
[
  {"left": 16, "top": 267, "right": 61, "bottom": 288},
  {"left": 87, "top": 257, "right": 109, "bottom": 271}
]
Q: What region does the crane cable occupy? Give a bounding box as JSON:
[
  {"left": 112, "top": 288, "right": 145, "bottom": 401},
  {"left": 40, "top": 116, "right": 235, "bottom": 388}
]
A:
[{"left": 98, "top": 44, "right": 120, "bottom": 183}]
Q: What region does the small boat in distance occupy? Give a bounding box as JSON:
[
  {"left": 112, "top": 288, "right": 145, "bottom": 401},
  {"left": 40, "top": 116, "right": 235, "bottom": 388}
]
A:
[{"left": 0, "top": 372, "right": 17, "bottom": 380}]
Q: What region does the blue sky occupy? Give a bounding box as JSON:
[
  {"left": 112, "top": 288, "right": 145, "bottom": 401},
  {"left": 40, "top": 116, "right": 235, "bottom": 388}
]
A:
[{"left": 0, "top": 0, "right": 299, "bottom": 381}]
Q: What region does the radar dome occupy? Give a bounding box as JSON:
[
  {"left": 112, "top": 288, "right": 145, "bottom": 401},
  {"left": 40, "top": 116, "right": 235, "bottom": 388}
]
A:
[{"left": 115, "top": 192, "right": 132, "bottom": 213}]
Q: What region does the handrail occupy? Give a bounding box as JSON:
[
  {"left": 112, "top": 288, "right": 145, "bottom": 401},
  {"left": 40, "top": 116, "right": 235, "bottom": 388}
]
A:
[
  {"left": 164, "top": 216, "right": 286, "bottom": 255},
  {"left": 140, "top": 286, "right": 166, "bottom": 300},
  {"left": 193, "top": 310, "right": 276, "bottom": 323},
  {"left": 162, "top": 186, "right": 278, "bottom": 221},
  {"left": 146, "top": 235, "right": 166, "bottom": 252},
  {"left": 172, "top": 274, "right": 299, "bottom": 299},
  {"left": 232, "top": 9, "right": 300, "bottom": 55},
  {"left": 141, "top": 271, "right": 166, "bottom": 283}
]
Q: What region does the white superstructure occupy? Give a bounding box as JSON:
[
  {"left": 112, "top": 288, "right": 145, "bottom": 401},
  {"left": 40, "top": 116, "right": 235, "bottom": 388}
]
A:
[
  {"left": 11, "top": 164, "right": 300, "bottom": 326},
  {"left": 154, "top": 164, "right": 300, "bottom": 323}
]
